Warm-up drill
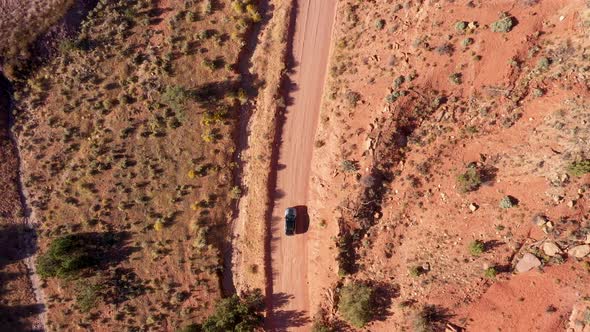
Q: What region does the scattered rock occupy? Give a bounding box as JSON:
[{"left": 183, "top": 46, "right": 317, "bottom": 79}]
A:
[
  {"left": 567, "top": 200, "right": 576, "bottom": 208},
  {"left": 567, "top": 300, "right": 590, "bottom": 332},
  {"left": 469, "top": 203, "right": 479, "bottom": 212},
  {"left": 515, "top": 253, "right": 541, "bottom": 273},
  {"left": 567, "top": 245, "right": 590, "bottom": 258},
  {"left": 542, "top": 242, "right": 562, "bottom": 257}
]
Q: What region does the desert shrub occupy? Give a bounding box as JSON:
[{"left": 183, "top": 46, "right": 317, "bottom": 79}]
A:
[
  {"left": 491, "top": 15, "right": 515, "bottom": 33},
  {"left": 448, "top": 73, "right": 462, "bottom": 84},
  {"left": 162, "top": 85, "right": 191, "bottom": 112},
  {"left": 36, "top": 234, "right": 98, "bottom": 279},
  {"left": 409, "top": 265, "right": 425, "bottom": 277},
  {"left": 245, "top": 4, "right": 262, "bottom": 23},
  {"left": 76, "top": 282, "right": 102, "bottom": 313},
  {"left": 456, "top": 166, "right": 482, "bottom": 192},
  {"left": 499, "top": 195, "right": 517, "bottom": 209},
  {"left": 154, "top": 219, "right": 165, "bottom": 231},
  {"left": 462, "top": 37, "right": 474, "bottom": 47},
  {"left": 201, "top": 289, "right": 264, "bottom": 331},
  {"left": 484, "top": 266, "right": 497, "bottom": 279},
  {"left": 536, "top": 57, "right": 551, "bottom": 71},
  {"left": 567, "top": 160, "right": 590, "bottom": 176},
  {"left": 341, "top": 160, "right": 358, "bottom": 173},
  {"left": 532, "top": 88, "right": 544, "bottom": 97},
  {"left": 229, "top": 186, "right": 242, "bottom": 200},
  {"left": 435, "top": 43, "right": 454, "bottom": 55},
  {"left": 469, "top": 240, "right": 485, "bottom": 256},
  {"left": 338, "top": 282, "right": 374, "bottom": 328},
  {"left": 413, "top": 305, "right": 447, "bottom": 332},
  {"left": 454, "top": 21, "right": 467, "bottom": 32},
  {"left": 374, "top": 19, "right": 385, "bottom": 30},
  {"left": 344, "top": 90, "right": 361, "bottom": 107}
]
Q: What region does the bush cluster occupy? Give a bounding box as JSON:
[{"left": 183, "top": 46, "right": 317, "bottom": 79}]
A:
[{"left": 338, "top": 282, "right": 375, "bottom": 328}]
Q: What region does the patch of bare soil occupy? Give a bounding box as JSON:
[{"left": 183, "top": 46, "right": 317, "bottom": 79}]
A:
[{"left": 311, "top": 0, "right": 590, "bottom": 330}]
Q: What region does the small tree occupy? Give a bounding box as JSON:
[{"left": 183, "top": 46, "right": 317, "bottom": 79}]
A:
[
  {"left": 36, "top": 234, "right": 98, "bottom": 279},
  {"left": 338, "top": 282, "right": 374, "bottom": 328},
  {"left": 202, "top": 289, "right": 264, "bottom": 331}
]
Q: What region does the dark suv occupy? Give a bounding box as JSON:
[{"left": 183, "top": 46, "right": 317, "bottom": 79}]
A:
[{"left": 285, "top": 207, "right": 297, "bottom": 236}]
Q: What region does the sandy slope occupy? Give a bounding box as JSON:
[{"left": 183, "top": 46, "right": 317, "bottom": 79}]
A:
[{"left": 267, "top": 0, "right": 337, "bottom": 330}]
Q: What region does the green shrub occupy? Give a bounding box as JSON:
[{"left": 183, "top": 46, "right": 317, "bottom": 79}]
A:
[
  {"left": 338, "top": 282, "right": 374, "bottom": 328},
  {"left": 456, "top": 166, "right": 482, "bottom": 192},
  {"left": 454, "top": 21, "right": 467, "bottom": 32},
  {"left": 491, "top": 15, "right": 515, "bottom": 33},
  {"left": 36, "top": 234, "right": 98, "bottom": 279},
  {"left": 201, "top": 289, "right": 264, "bottom": 331},
  {"left": 568, "top": 160, "right": 590, "bottom": 176},
  {"left": 484, "top": 266, "right": 497, "bottom": 279},
  {"left": 469, "top": 240, "right": 485, "bottom": 256}
]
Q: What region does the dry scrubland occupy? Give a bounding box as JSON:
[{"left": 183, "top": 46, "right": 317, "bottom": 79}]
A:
[
  {"left": 310, "top": 0, "right": 590, "bottom": 331},
  {"left": 6, "top": 0, "right": 266, "bottom": 330},
  {"left": 0, "top": 0, "right": 74, "bottom": 67}
]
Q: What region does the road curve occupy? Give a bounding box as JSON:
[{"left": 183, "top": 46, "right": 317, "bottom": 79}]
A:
[{"left": 267, "top": 0, "right": 337, "bottom": 330}]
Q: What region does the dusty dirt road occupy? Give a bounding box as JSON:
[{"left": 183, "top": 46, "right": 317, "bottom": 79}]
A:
[{"left": 267, "top": 0, "right": 337, "bottom": 330}]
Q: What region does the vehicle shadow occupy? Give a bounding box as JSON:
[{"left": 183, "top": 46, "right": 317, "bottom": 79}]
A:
[{"left": 294, "top": 205, "right": 309, "bottom": 234}]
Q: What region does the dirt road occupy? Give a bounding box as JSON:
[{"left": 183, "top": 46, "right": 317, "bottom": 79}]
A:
[{"left": 267, "top": 0, "right": 337, "bottom": 330}]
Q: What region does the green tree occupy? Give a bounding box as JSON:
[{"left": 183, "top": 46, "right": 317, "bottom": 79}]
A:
[
  {"left": 36, "top": 234, "right": 97, "bottom": 279},
  {"left": 202, "top": 289, "right": 264, "bottom": 331}
]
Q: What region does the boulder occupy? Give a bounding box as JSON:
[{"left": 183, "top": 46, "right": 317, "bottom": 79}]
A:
[
  {"left": 542, "top": 242, "right": 562, "bottom": 257},
  {"left": 515, "top": 253, "right": 541, "bottom": 273},
  {"left": 568, "top": 245, "right": 590, "bottom": 258}
]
